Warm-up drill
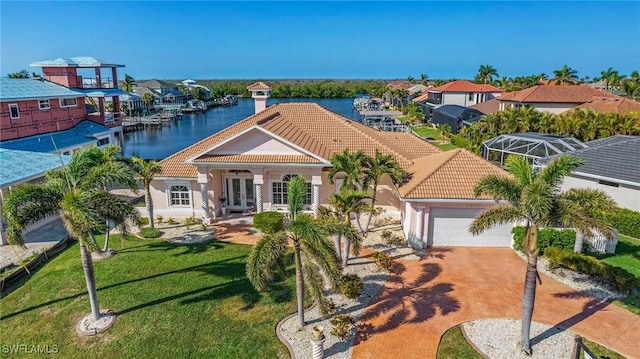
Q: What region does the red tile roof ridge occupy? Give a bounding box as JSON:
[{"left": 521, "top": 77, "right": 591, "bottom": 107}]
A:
[{"left": 247, "top": 81, "right": 272, "bottom": 90}]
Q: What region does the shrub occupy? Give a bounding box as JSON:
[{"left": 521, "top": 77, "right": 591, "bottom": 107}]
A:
[
  {"left": 545, "top": 247, "right": 639, "bottom": 293},
  {"left": 156, "top": 215, "right": 164, "bottom": 224},
  {"left": 381, "top": 230, "right": 392, "bottom": 242},
  {"left": 606, "top": 207, "right": 640, "bottom": 238},
  {"left": 372, "top": 251, "right": 394, "bottom": 272},
  {"left": 137, "top": 217, "right": 149, "bottom": 226},
  {"left": 330, "top": 314, "right": 355, "bottom": 341},
  {"left": 184, "top": 216, "right": 201, "bottom": 229},
  {"left": 512, "top": 227, "right": 577, "bottom": 253},
  {"left": 253, "top": 211, "right": 284, "bottom": 234},
  {"left": 339, "top": 274, "right": 364, "bottom": 299},
  {"left": 319, "top": 297, "right": 336, "bottom": 315},
  {"left": 139, "top": 227, "right": 162, "bottom": 238},
  {"left": 167, "top": 217, "right": 177, "bottom": 225},
  {"left": 385, "top": 234, "right": 405, "bottom": 246}
]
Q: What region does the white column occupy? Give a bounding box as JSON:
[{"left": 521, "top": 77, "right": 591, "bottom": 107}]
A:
[
  {"left": 200, "top": 183, "right": 211, "bottom": 224},
  {"left": 416, "top": 206, "right": 425, "bottom": 249},
  {"left": 311, "top": 174, "right": 322, "bottom": 216},
  {"left": 253, "top": 174, "right": 264, "bottom": 213},
  {"left": 255, "top": 184, "right": 263, "bottom": 213}
]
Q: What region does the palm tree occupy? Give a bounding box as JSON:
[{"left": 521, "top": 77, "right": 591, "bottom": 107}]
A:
[
  {"left": 362, "top": 150, "right": 405, "bottom": 233},
  {"left": 437, "top": 123, "right": 452, "bottom": 139},
  {"left": 141, "top": 93, "right": 155, "bottom": 112},
  {"left": 420, "top": 74, "right": 429, "bottom": 86},
  {"left": 477, "top": 65, "right": 499, "bottom": 84},
  {"left": 119, "top": 74, "right": 136, "bottom": 93},
  {"left": 2, "top": 147, "right": 139, "bottom": 325},
  {"left": 470, "top": 155, "right": 616, "bottom": 354},
  {"left": 328, "top": 149, "right": 367, "bottom": 191},
  {"left": 326, "top": 190, "right": 369, "bottom": 266},
  {"left": 131, "top": 157, "right": 162, "bottom": 228},
  {"left": 406, "top": 76, "right": 415, "bottom": 84},
  {"left": 552, "top": 65, "right": 579, "bottom": 85},
  {"left": 246, "top": 176, "right": 342, "bottom": 329}
]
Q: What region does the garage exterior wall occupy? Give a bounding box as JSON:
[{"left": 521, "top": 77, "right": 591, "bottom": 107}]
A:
[{"left": 404, "top": 200, "right": 514, "bottom": 248}]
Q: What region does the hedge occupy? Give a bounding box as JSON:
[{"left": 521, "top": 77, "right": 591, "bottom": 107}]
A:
[
  {"left": 512, "top": 227, "right": 577, "bottom": 252},
  {"left": 253, "top": 211, "right": 284, "bottom": 234},
  {"left": 545, "top": 247, "right": 639, "bottom": 293},
  {"left": 606, "top": 207, "right": 640, "bottom": 239},
  {"left": 140, "top": 227, "right": 162, "bottom": 238}
]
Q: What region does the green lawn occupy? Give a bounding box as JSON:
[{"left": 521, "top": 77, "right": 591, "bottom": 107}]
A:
[
  {"left": 437, "top": 326, "right": 483, "bottom": 359},
  {"left": 598, "top": 235, "right": 640, "bottom": 278},
  {"left": 0, "top": 235, "right": 296, "bottom": 358},
  {"left": 412, "top": 125, "right": 458, "bottom": 151}
]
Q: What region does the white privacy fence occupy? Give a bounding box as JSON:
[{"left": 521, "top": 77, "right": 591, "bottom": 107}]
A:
[{"left": 581, "top": 228, "right": 619, "bottom": 254}]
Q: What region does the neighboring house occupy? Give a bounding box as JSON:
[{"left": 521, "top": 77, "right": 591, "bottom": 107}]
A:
[
  {"left": 136, "top": 79, "right": 190, "bottom": 104},
  {"left": 385, "top": 81, "right": 427, "bottom": 106},
  {"left": 575, "top": 96, "right": 640, "bottom": 114},
  {"left": 468, "top": 97, "right": 501, "bottom": 116},
  {"left": 415, "top": 80, "right": 502, "bottom": 118},
  {"left": 182, "top": 79, "right": 212, "bottom": 100},
  {"left": 0, "top": 149, "right": 71, "bottom": 244},
  {"left": 430, "top": 105, "right": 484, "bottom": 134},
  {"left": 151, "top": 90, "right": 516, "bottom": 249},
  {"left": 497, "top": 85, "right": 615, "bottom": 114},
  {"left": 537, "top": 135, "right": 640, "bottom": 211}
]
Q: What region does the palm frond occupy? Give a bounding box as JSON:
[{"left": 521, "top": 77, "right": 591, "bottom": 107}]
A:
[
  {"left": 1, "top": 184, "right": 63, "bottom": 247},
  {"left": 294, "top": 215, "right": 342, "bottom": 288},
  {"left": 88, "top": 192, "right": 140, "bottom": 236},
  {"left": 552, "top": 188, "right": 617, "bottom": 239},
  {"left": 301, "top": 259, "right": 329, "bottom": 314},
  {"left": 336, "top": 222, "right": 363, "bottom": 256},
  {"left": 287, "top": 176, "right": 307, "bottom": 219},
  {"left": 470, "top": 204, "right": 523, "bottom": 235},
  {"left": 82, "top": 162, "right": 137, "bottom": 191},
  {"left": 60, "top": 190, "right": 102, "bottom": 249},
  {"left": 473, "top": 175, "right": 522, "bottom": 203},
  {"left": 521, "top": 180, "right": 554, "bottom": 223},
  {"left": 538, "top": 155, "right": 584, "bottom": 189},
  {"left": 246, "top": 232, "right": 288, "bottom": 290},
  {"left": 505, "top": 155, "right": 535, "bottom": 185}
]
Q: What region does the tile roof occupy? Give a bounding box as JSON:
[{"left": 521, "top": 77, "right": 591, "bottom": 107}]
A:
[
  {"left": 30, "top": 56, "right": 124, "bottom": 68},
  {"left": 136, "top": 80, "right": 178, "bottom": 89},
  {"left": 468, "top": 98, "right": 501, "bottom": 115},
  {"left": 192, "top": 154, "right": 321, "bottom": 164},
  {"left": 499, "top": 85, "right": 613, "bottom": 103},
  {"left": 247, "top": 82, "right": 272, "bottom": 90},
  {"left": 0, "top": 78, "right": 84, "bottom": 101},
  {"left": 539, "top": 135, "right": 640, "bottom": 185},
  {"left": 398, "top": 149, "right": 510, "bottom": 199},
  {"left": 0, "top": 149, "right": 71, "bottom": 188},
  {"left": 431, "top": 81, "right": 502, "bottom": 93},
  {"left": 0, "top": 120, "right": 110, "bottom": 153},
  {"left": 386, "top": 81, "right": 414, "bottom": 90},
  {"left": 159, "top": 103, "right": 441, "bottom": 178},
  {"left": 574, "top": 96, "right": 640, "bottom": 114}
]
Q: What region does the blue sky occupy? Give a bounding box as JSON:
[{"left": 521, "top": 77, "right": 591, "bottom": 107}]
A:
[{"left": 1, "top": 1, "right": 639, "bottom": 80}]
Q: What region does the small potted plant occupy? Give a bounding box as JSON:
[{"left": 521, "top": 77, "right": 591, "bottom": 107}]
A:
[{"left": 219, "top": 197, "right": 227, "bottom": 215}]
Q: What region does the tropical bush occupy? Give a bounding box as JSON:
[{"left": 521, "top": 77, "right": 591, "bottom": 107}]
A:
[
  {"left": 253, "top": 211, "right": 284, "bottom": 234},
  {"left": 512, "top": 227, "right": 577, "bottom": 252},
  {"left": 167, "top": 217, "right": 177, "bottom": 225},
  {"left": 606, "top": 207, "right": 640, "bottom": 238},
  {"left": 545, "top": 247, "right": 639, "bottom": 293},
  {"left": 320, "top": 297, "right": 336, "bottom": 315},
  {"left": 156, "top": 215, "right": 164, "bottom": 224},
  {"left": 339, "top": 274, "right": 364, "bottom": 299},
  {"left": 330, "top": 314, "right": 355, "bottom": 341},
  {"left": 139, "top": 227, "right": 162, "bottom": 238},
  {"left": 372, "top": 251, "right": 394, "bottom": 272},
  {"left": 184, "top": 216, "right": 202, "bottom": 229},
  {"left": 137, "top": 217, "right": 149, "bottom": 226}
]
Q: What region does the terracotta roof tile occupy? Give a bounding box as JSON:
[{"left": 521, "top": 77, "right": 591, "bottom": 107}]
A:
[
  {"left": 499, "top": 85, "right": 614, "bottom": 103},
  {"left": 192, "top": 154, "right": 321, "bottom": 163},
  {"left": 398, "top": 149, "right": 510, "bottom": 199},
  {"left": 246, "top": 81, "right": 272, "bottom": 90},
  {"left": 575, "top": 96, "right": 640, "bottom": 114},
  {"left": 159, "top": 103, "right": 441, "bottom": 178},
  {"left": 431, "top": 80, "right": 501, "bottom": 93}
]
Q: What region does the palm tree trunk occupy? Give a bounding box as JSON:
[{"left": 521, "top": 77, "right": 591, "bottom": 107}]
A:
[
  {"left": 146, "top": 185, "right": 154, "bottom": 228},
  {"left": 363, "top": 183, "right": 378, "bottom": 233},
  {"left": 88, "top": 232, "right": 99, "bottom": 249},
  {"left": 334, "top": 234, "right": 342, "bottom": 262},
  {"left": 80, "top": 242, "right": 101, "bottom": 321},
  {"left": 103, "top": 219, "right": 111, "bottom": 252},
  {"left": 294, "top": 244, "right": 305, "bottom": 329},
  {"left": 343, "top": 217, "right": 351, "bottom": 266},
  {"left": 521, "top": 226, "right": 539, "bottom": 354}
]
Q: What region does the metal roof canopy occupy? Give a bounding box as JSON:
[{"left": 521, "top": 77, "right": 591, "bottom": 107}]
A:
[{"left": 482, "top": 132, "right": 587, "bottom": 167}]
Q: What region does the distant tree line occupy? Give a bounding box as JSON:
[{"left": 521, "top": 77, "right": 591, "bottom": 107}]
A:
[{"left": 201, "top": 80, "right": 389, "bottom": 98}]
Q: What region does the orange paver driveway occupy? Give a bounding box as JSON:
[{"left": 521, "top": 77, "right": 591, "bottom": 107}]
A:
[{"left": 352, "top": 247, "right": 640, "bottom": 359}]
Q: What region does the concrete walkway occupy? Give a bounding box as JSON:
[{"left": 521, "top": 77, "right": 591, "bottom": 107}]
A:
[
  {"left": 351, "top": 247, "right": 640, "bottom": 359},
  {"left": 0, "top": 218, "right": 68, "bottom": 270}
]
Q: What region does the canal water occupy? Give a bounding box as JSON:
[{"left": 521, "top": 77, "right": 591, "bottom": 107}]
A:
[{"left": 122, "top": 98, "right": 358, "bottom": 159}]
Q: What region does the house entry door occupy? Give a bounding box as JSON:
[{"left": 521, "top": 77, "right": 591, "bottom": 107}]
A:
[{"left": 226, "top": 177, "right": 254, "bottom": 212}]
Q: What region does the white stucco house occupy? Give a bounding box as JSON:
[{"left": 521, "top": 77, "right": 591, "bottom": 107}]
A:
[
  {"left": 497, "top": 85, "right": 615, "bottom": 114},
  {"left": 149, "top": 83, "right": 514, "bottom": 248},
  {"left": 537, "top": 135, "right": 640, "bottom": 211}
]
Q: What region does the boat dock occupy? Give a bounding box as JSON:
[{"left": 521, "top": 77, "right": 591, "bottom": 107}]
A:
[
  {"left": 122, "top": 110, "right": 182, "bottom": 132},
  {"left": 358, "top": 110, "right": 411, "bottom": 132}
]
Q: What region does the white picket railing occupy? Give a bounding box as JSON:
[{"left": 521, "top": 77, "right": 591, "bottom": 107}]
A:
[{"left": 584, "top": 228, "right": 618, "bottom": 254}]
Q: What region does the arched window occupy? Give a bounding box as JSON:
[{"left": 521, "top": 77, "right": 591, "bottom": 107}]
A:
[
  {"left": 170, "top": 185, "right": 190, "bottom": 206},
  {"left": 272, "top": 175, "right": 312, "bottom": 205}
]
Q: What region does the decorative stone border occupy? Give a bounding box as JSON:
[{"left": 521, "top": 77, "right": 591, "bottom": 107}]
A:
[
  {"left": 76, "top": 309, "right": 117, "bottom": 336},
  {"left": 275, "top": 304, "right": 317, "bottom": 359}
]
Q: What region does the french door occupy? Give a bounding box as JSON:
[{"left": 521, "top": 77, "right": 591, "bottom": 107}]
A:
[{"left": 226, "top": 177, "right": 254, "bottom": 211}]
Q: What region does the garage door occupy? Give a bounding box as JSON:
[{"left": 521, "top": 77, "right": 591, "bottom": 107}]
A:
[{"left": 426, "top": 207, "right": 513, "bottom": 247}]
